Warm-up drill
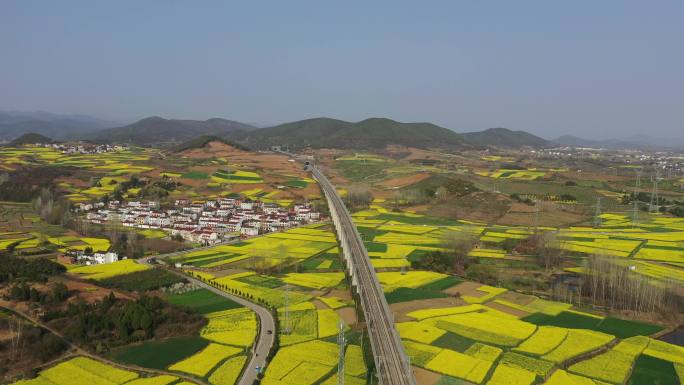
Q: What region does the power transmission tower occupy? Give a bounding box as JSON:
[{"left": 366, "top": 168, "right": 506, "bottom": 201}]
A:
[
  {"left": 649, "top": 168, "right": 660, "bottom": 213},
  {"left": 338, "top": 320, "right": 346, "bottom": 385},
  {"left": 632, "top": 169, "right": 642, "bottom": 228},
  {"left": 283, "top": 284, "right": 290, "bottom": 334},
  {"left": 533, "top": 199, "right": 541, "bottom": 233},
  {"left": 593, "top": 197, "right": 602, "bottom": 228}
]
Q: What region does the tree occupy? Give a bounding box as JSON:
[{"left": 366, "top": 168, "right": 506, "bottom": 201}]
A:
[
  {"left": 345, "top": 184, "right": 373, "bottom": 210},
  {"left": 530, "top": 231, "right": 564, "bottom": 270},
  {"left": 435, "top": 186, "right": 449, "bottom": 202},
  {"left": 442, "top": 228, "right": 477, "bottom": 273},
  {"left": 411, "top": 250, "right": 454, "bottom": 273},
  {"left": 577, "top": 255, "right": 681, "bottom": 317},
  {"left": 52, "top": 282, "right": 70, "bottom": 301},
  {"left": 466, "top": 264, "right": 499, "bottom": 285}
]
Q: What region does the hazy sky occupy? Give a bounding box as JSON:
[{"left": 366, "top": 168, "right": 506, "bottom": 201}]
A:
[{"left": 2, "top": 1, "right": 683, "bottom": 139}]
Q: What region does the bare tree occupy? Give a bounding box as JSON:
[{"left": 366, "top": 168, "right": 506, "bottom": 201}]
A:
[
  {"left": 576, "top": 255, "right": 681, "bottom": 318},
  {"left": 8, "top": 317, "right": 23, "bottom": 361},
  {"left": 442, "top": 227, "right": 477, "bottom": 273},
  {"left": 435, "top": 186, "right": 449, "bottom": 202},
  {"left": 530, "top": 231, "right": 564, "bottom": 270},
  {"left": 345, "top": 184, "right": 373, "bottom": 210}
]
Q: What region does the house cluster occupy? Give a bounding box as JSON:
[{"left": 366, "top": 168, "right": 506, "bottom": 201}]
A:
[
  {"left": 78, "top": 198, "right": 321, "bottom": 245},
  {"left": 41, "top": 142, "right": 126, "bottom": 154},
  {"left": 58, "top": 250, "right": 120, "bottom": 266}
]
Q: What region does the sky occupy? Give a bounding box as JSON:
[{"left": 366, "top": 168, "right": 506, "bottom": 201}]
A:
[{"left": 1, "top": 1, "right": 683, "bottom": 140}]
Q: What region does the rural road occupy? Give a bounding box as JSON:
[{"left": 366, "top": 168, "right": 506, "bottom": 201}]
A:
[{"left": 173, "top": 273, "right": 276, "bottom": 385}]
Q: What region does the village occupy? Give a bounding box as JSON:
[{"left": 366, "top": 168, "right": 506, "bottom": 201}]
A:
[
  {"left": 40, "top": 142, "right": 127, "bottom": 154},
  {"left": 74, "top": 197, "right": 322, "bottom": 264}
]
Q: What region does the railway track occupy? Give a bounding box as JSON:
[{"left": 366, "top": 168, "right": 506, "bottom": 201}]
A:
[{"left": 309, "top": 165, "right": 416, "bottom": 385}]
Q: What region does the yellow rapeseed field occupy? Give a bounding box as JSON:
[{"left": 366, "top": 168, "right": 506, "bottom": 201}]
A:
[
  {"left": 202, "top": 308, "right": 257, "bottom": 347},
  {"left": 169, "top": 343, "right": 242, "bottom": 377},
  {"left": 12, "top": 356, "right": 138, "bottom": 385},
  {"left": 69, "top": 259, "right": 150, "bottom": 280}
]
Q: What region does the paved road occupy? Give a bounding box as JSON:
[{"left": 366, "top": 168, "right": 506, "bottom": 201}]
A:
[
  {"left": 167, "top": 271, "right": 276, "bottom": 385},
  {"left": 309, "top": 165, "right": 416, "bottom": 385}
]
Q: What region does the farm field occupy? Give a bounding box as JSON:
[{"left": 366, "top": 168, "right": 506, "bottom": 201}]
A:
[
  {"left": 351, "top": 208, "right": 684, "bottom": 285},
  {"left": 9, "top": 356, "right": 160, "bottom": 385},
  {"left": 345, "top": 207, "right": 684, "bottom": 385},
  {"left": 170, "top": 224, "right": 338, "bottom": 272},
  {"left": 174, "top": 226, "right": 368, "bottom": 384},
  {"left": 69, "top": 259, "right": 151, "bottom": 280},
  {"left": 0, "top": 202, "right": 114, "bottom": 255},
  {"left": 0, "top": 141, "right": 319, "bottom": 211},
  {"left": 183, "top": 269, "right": 368, "bottom": 385},
  {"left": 171, "top": 206, "right": 683, "bottom": 385},
  {"left": 390, "top": 278, "right": 682, "bottom": 385},
  {"left": 3, "top": 140, "right": 684, "bottom": 385},
  {"left": 474, "top": 169, "right": 547, "bottom": 180},
  {"left": 109, "top": 288, "right": 255, "bottom": 383}
]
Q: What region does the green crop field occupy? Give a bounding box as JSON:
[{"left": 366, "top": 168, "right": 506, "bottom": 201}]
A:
[
  {"left": 98, "top": 268, "right": 185, "bottom": 292},
  {"left": 109, "top": 336, "right": 209, "bottom": 369},
  {"left": 166, "top": 289, "right": 242, "bottom": 314}
]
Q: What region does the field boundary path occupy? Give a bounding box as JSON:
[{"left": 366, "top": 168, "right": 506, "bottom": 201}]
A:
[
  {"left": 309, "top": 164, "right": 417, "bottom": 385},
  {"left": 0, "top": 303, "right": 208, "bottom": 385},
  {"left": 162, "top": 269, "right": 276, "bottom": 385}
]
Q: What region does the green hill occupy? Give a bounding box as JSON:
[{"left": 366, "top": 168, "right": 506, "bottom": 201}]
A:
[
  {"left": 232, "top": 117, "right": 467, "bottom": 150},
  {"left": 7, "top": 132, "right": 53, "bottom": 146},
  {"left": 91, "top": 117, "right": 256, "bottom": 145},
  {"left": 460, "top": 127, "right": 550, "bottom": 149}
]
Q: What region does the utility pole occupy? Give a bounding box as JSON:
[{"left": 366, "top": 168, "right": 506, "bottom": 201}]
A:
[
  {"left": 632, "top": 169, "right": 642, "bottom": 228},
  {"left": 593, "top": 197, "right": 602, "bottom": 228},
  {"left": 338, "top": 320, "right": 346, "bottom": 385}
]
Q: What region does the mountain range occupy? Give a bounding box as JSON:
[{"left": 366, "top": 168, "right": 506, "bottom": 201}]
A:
[
  {"left": 90, "top": 116, "right": 553, "bottom": 150},
  {"left": 4, "top": 110, "right": 681, "bottom": 151},
  {"left": 0, "top": 111, "right": 118, "bottom": 141}
]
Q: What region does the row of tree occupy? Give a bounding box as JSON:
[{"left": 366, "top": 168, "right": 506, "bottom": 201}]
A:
[{"left": 577, "top": 255, "right": 682, "bottom": 317}]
